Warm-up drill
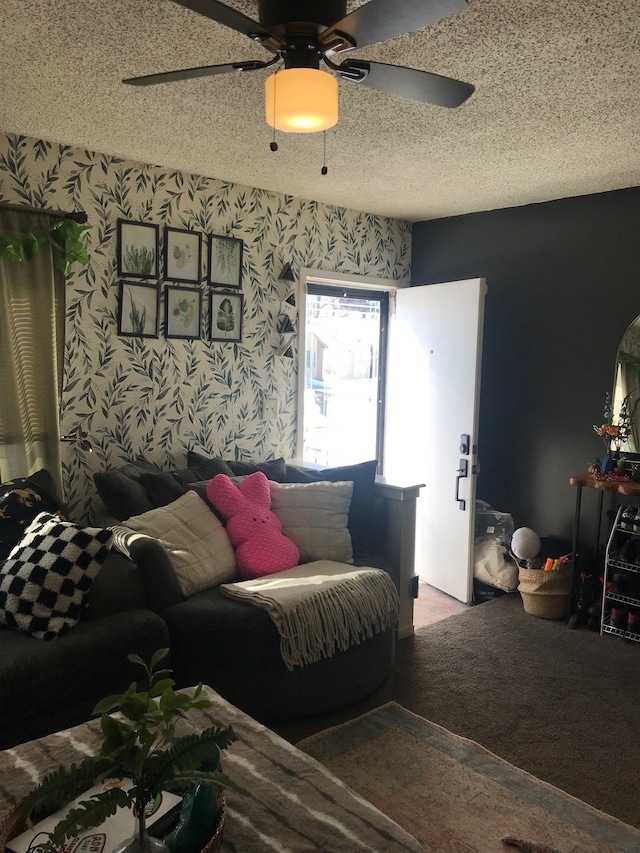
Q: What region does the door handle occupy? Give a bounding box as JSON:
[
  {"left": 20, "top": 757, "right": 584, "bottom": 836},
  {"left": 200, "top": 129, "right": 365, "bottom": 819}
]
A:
[{"left": 455, "top": 458, "right": 468, "bottom": 510}]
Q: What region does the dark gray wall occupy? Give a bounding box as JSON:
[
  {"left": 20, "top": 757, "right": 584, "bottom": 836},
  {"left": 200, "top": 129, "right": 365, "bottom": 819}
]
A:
[{"left": 411, "top": 186, "right": 640, "bottom": 551}]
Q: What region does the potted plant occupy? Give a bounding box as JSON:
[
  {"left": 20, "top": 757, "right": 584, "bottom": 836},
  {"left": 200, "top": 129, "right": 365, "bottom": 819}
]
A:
[{"left": 19, "top": 649, "right": 236, "bottom": 853}]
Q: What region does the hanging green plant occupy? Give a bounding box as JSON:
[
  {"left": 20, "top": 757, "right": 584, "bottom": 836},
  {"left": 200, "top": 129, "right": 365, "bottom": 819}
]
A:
[{"left": 0, "top": 218, "right": 91, "bottom": 275}]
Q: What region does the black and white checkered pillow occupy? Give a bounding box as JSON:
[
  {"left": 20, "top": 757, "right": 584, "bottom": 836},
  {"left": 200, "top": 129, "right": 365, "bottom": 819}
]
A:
[{"left": 0, "top": 512, "right": 113, "bottom": 640}]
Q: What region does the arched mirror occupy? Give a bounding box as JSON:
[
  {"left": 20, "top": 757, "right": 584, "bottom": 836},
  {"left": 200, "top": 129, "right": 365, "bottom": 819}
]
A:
[{"left": 612, "top": 315, "right": 640, "bottom": 454}]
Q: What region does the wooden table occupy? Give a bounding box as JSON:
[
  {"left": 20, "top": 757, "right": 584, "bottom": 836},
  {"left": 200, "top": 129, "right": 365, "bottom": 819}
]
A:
[{"left": 0, "top": 686, "right": 424, "bottom": 853}]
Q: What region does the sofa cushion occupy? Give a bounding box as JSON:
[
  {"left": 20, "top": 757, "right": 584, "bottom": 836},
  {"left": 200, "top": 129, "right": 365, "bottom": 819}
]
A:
[
  {"left": 124, "top": 490, "right": 236, "bottom": 596},
  {"left": 163, "top": 585, "right": 395, "bottom": 723},
  {"left": 0, "top": 472, "right": 64, "bottom": 560},
  {"left": 226, "top": 457, "right": 286, "bottom": 481},
  {"left": 94, "top": 458, "right": 161, "bottom": 520},
  {"left": 139, "top": 471, "right": 188, "bottom": 507},
  {"left": 187, "top": 451, "right": 286, "bottom": 483},
  {"left": 186, "top": 451, "right": 234, "bottom": 481},
  {"left": 283, "top": 460, "right": 378, "bottom": 556},
  {"left": 0, "top": 607, "right": 170, "bottom": 750},
  {"left": 0, "top": 513, "right": 113, "bottom": 640},
  {"left": 268, "top": 481, "right": 354, "bottom": 564}
]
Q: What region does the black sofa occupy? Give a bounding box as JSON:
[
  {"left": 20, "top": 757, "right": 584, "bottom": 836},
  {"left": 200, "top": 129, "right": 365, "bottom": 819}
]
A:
[
  {"left": 0, "top": 546, "right": 169, "bottom": 750},
  {"left": 0, "top": 456, "right": 406, "bottom": 749},
  {"left": 93, "top": 454, "right": 398, "bottom": 723}
]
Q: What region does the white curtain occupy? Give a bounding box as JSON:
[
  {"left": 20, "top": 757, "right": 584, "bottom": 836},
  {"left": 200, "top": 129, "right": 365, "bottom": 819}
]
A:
[{"left": 0, "top": 210, "right": 65, "bottom": 495}]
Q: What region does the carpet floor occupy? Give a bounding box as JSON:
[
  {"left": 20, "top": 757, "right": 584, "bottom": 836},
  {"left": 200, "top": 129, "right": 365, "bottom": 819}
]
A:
[
  {"left": 274, "top": 593, "right": 640, "bottom": 829},
  {"left": 298, "top": 702, "right": 640, "bottom": 853}
]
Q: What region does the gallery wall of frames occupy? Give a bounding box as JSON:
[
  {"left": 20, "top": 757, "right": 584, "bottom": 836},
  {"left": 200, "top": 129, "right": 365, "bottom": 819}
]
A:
[
  {"left": 116, "top": 221, "right": 245, "bottom": 343},
  {"left": 0, "top": 132, "right": 411, "bottom": 521}
]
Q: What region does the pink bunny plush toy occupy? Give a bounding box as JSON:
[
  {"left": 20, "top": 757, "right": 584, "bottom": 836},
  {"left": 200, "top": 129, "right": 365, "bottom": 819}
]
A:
[{"left": 206, "top": 471, "right": 300, "bottom": 579}]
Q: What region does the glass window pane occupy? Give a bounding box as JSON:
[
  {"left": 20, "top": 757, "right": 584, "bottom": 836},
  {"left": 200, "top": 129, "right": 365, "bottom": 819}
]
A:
[{"left": 303, "top": 290, "right": 384, "bottom": 467}]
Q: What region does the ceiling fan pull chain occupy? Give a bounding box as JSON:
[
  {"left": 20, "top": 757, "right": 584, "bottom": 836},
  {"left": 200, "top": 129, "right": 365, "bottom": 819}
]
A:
[
  {"left": 321, "top": 131, "right": 328, "bottom": 175},
  {"left": 270, "top": 69, "right": 278, "bottom": 152}
]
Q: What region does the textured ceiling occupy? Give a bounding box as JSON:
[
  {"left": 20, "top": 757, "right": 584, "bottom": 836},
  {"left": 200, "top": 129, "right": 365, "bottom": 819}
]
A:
[{"left": 0, "top": 0, "right": 638, "bottom": 221}]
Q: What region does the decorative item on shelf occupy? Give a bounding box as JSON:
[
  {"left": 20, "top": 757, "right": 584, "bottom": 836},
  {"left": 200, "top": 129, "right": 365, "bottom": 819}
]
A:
[
  {"left": 11, "top": 649, "right": 236, "bottom": 853},
  {"left": 277, "top": 315, "right": 295, "bottom": 335},
  {"left": 278, "top": 264, "right": 295, "bottom": 283},
  {"left": 275, "top": 311, "right": 295, "bottom": 359},
  {"left": 60, "top": 424, "right": 92, "bottom": 452},
  {"left": 274, "top": 341, "right": 295, "bottom": 359},
  {"left": 592, "top": 391, "right": 638, "bottom": 478}
]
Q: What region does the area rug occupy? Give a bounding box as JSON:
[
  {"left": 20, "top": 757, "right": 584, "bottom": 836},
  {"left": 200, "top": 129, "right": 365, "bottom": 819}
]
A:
[{"left": 298, "top": 702, "right": 640, "bottom": 853}]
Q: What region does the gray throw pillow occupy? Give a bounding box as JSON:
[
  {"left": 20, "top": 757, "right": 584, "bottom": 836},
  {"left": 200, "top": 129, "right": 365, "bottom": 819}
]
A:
[
  {"left": 139, "top": 471, "right": 188, "bottom": 508},
  {"left": 269, "top": 481, "right": 354, "bottom": 565},
  {"left": 124, "top": 491, "right": 237, "bottom": 596},
  {"left": 186, "top": 451, "right": 235, "bottom": 481},
  {"left": 283, "top": 460, "right": 378, "bottom": 556},
  {"left": 94, "top": 458, "right": 161, "bottom": 520}
]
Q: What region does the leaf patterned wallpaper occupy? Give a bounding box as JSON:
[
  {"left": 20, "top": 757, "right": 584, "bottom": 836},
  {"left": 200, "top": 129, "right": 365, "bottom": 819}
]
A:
[{"left": 0, "top": 132, "right": 411, "bottom": 522}]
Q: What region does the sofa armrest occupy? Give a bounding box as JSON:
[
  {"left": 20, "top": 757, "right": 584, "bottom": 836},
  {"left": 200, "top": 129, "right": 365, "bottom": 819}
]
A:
[
  {"left": 129, "top": 535, "right": 183, "bottom": 613},
  {"left": 108, "top": 527, "right": 184, "bottom": 614},
  {"left": 85, "top": 550, "right": 147, "bottom": 620},
  {"left": 372, "top": 478, "right": 423, "bottom": 638}
]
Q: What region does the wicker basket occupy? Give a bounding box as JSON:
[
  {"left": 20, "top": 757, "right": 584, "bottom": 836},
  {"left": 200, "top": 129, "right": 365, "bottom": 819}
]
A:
[
  {"left": 517, "top": 564, "right": 571, "bottom": 619},
  {"left": 0, "top": 806, "right": 25, "bottom": 853},
  {"left": 0, "top": 793, "right": 226, "bottom": 853}
]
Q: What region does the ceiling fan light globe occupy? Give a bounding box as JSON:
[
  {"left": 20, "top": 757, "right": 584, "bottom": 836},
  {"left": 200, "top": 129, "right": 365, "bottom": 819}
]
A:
[{"left": 265, "top": 68, "right": 338, "bottom": 133}]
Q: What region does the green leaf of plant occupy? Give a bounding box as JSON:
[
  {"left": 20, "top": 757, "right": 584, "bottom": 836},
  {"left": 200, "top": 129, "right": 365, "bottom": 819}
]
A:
[
  {"left": 92, "top": 694, "right": 122, "bottom": 715},
  {"left": 147, "top": 726, "right": 237, "bottom": 791},
  {"left": 22, "top": 757, "right": 116, "bottom": 822},
  {"left": 168, "top": 769, "right": 236, "bottom": 792},
  {"left": 100, "top": 714, "right": 135, "bottom": 750},
  {"left": 23, "top": 233, "right": 40, "bottom": 260},
  {"left": 149, "top": 678, "right": 174, "bottom": 698},
  {"left": 120, "top": 692, "right": 149, "bottom": 721},
  {"left": 150, "top": 648, "right": 170, "bottom": 671},
  {"left": 48, "top": 788, "right": 132, "bottom": 848}
]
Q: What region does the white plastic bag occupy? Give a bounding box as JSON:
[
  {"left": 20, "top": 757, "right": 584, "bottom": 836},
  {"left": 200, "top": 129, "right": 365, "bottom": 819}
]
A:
[{"left": 473, "top": 537, "right": 518, "bottom": 591}]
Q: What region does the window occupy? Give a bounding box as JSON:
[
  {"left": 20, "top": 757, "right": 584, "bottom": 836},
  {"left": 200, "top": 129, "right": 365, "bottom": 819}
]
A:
[
  {"left": 0, "top": 209, "right": 65, "bottom": 493},
  {"left": 299, "top": 281, "right": 389, "bottom": 469}
]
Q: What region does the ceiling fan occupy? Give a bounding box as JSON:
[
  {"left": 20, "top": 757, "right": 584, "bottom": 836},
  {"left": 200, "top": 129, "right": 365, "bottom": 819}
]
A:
[{"left": 123, "top": 0, "right": 475, "bottom": 133}]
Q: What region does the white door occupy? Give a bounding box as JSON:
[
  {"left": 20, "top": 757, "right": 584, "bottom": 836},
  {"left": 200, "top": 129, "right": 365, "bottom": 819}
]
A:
[{"left": 384, "top": 278, "right": 486, "bottom": 603}]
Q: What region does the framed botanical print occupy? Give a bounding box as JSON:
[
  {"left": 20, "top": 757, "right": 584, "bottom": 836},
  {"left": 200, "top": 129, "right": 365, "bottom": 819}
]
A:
[
  {"left": 165, "top": 286, "right": 202, "bottom": 340},
  {"left": 164, "top": 226, "right": 202, "bottom": 283},
  {"left": 118, "top": 281, "right": 159, "bottom": 337},
  {"left": 210, "top": 292, "right": 243, "bottom": 342},
  {"left": 117, "top": 219, "right": 159, "bottom": 279},
  {"left": 208, "top": 234, "right": 243, "bottom": 289}
]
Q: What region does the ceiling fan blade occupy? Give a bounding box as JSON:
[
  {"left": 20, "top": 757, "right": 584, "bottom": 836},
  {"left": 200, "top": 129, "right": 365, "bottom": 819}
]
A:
[
  {"left": 322, "top": 0, "right": 467, "bottom": 51},
  {"left": 337, "top": 59, "right": 474, "bottom": 108},
  {"left": 123, "top": 59, "right": 271, "bottom": 87},
  {"left": 169, "top": 0, "right": 283, "bottom": 49}
]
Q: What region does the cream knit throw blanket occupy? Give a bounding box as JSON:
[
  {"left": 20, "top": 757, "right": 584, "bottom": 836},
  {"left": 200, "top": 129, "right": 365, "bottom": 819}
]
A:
[{"left": 220, "top": 560, "right": 399, "bottom": 670}]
